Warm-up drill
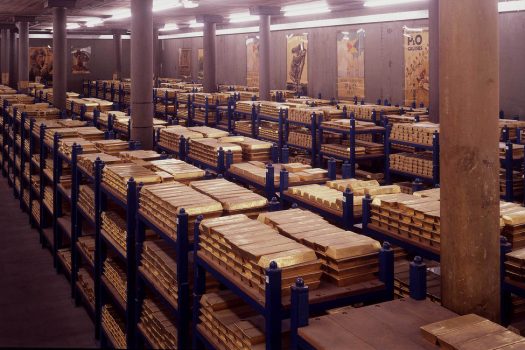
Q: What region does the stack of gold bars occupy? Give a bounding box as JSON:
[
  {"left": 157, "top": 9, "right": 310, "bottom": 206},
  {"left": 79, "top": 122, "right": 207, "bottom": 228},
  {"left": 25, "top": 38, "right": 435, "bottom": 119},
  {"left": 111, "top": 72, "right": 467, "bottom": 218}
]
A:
[
  {"left": 140, "top": 240, "right": 179, "bottom": 306},
  {"left": 234, "top": 120, "right": 252, "bottom": 135},
  {"left": 78, "top": 235, "right": 96, "bottom": 266},
  {"left": 194, "top": 93, "right": 230, "bottom": 106},
  {"left": 237, "top": 137, "right": 272, "bottom": 161},
  {"left": 139, "top": 182, "right": 223, "bottom": 241},
  {"left": 113, "top": 116, "right": 130, "bottom": 134},
  {"left": 501, "top": 203, "right": 525, "bottom": 249},
  {"left": 193, "top": 107, "right": 217, "bottom": 125},
  {"left": 198, "top": 290, "right": 289, "bottom": 350},
  {"left": 58, "top": 138, "right": 99, "bottom": 159},
  {"left": 188, "top": 138, "right": 243, "bottom": 166},
  {"left": 119, "top": 150, "right": 162, "bottom": 162},
  {"left": 258, "top": 121, "right": 279, "bottom": 141},
  {"left": 94, "top": 140, "right": 130, "bottom": 155},
  {"left": 67, "top": 98, "right": 98, "bottom": 114},
  {"left": 158, "top": 125, "right": 204, "bottom": 153},
  {"left": 190, "top": 178, "right": 268, "bottom": 215},
  {"left": 499, "top": 141, "right": 525, "bottom": 159},
  {"left": 199, "top": 214, "right": 323, "bottom": 296},
  {"left": 102, "top": 305, "right": 126, "bottom": 348},
  {"left": 390, "top": 122, "right": 439, "bottom": 146},
  {"left": 78, "top": 153, "right": 123, "bottom": 177},
  {"left": 103, "top": 257, "right": 127, "bottom": 303},
  {"left": 149, "top": 159, "right": 205, "bottom": 183},
  {"left": 102, "top": 211, "right": 127, "bottom": 252},
  {"left": 77, "top": 268, "right": 95, "bottom": 308},
  {"left": 78, "top": 185, "right": 96, "bottom": 221},
  {"left": 228, "top": 162, "right": 327, "bottom": 186},
  {"left": 138, "top": 297, "right": 177, "bottom": 349},
  {"left": 321, "top": 143, "right": 366, "bottom": 158},
  {"left": 57, "top": 249, "right": 72, "bottom": 272},
  {"left": 384, "top": 114, "right": 429, "bottom": 124},
  {"left": 235, "top": 101, "right": 259, "bottom": 114},
  {"left": 389, "top": 152, "right": 434, "bottom": 178},
  {"left": 259, "top": 101, "right": 288, "bottom": 119},
  {"left": 499, "top": 119, "right": 525, "bottom": 142},
  {"left": 500, "top": 170, "right": 524, "bottom": 198},
  {"left": 321, "top": 119, "right": 380, "bottom": 132},
  {"left": 43, "top": 186, "right": 54, "bottom": 214},
  {"left": 102, "top": 164, "right": 162, "bottom": 198},
  {"left": 340, "top": 104, "right": 401, "bottom": 121},
  {"left": 260, "top": 209, "right": 382, "bottom": 286},
  {"left": 288, "top": 130, "right": 312, "bottom": 149},
  {"left": 270, "top": 90, "right": 295, "bottom": 101}
]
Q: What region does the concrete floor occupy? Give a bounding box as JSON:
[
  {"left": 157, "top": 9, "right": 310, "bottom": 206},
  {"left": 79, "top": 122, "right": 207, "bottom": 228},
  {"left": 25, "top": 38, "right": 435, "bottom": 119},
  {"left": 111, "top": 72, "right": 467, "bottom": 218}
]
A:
[{"left": 0, "top": 179, "right": 97, "bottom": 348}]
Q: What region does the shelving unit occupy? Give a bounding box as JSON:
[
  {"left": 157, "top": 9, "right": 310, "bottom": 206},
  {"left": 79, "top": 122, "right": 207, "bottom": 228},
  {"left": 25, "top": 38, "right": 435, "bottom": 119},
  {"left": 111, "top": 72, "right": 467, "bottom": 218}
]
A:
[
  {"left": 191, "top": 215, "right": 395, "bottom": 350},
  {"left": 285, "top": 111, "right": 318, "bottom": 167},
  {"left": 256, "top": 108, "right": 286, "bottom": 160},
  {"left": 230, "top": 102, "right": 258, "bottom": 138}
]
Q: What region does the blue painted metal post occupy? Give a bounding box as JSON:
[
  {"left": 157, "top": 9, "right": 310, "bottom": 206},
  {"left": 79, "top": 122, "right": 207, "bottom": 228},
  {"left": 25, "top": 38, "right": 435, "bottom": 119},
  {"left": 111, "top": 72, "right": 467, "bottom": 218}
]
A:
[
  {"left": 279, "top": 169, "right": 289, "bottom": 201},
  {"left": 227, "top": 98, "right": 233, "bottom": 133},
  {"left": 328, "top": 158, "right": 336, "bottom": 180},
  {"left": 94, "top": 158, "right": 104, "bottom": 340},
  {"left": 311, "top": 113, "right": 318, "bottom": 167},
  {"left": 502, "top": 126, "right": 509, "bottom": 142},
  {"left": 362, "top": 194, "right": 372, "bottom": 232},
  {"left": 179, "top": 136, "right": 186, "bottom": 161},
  {"left": 71, "top": 144, "right": 82, "bottom": 301},
  {"left": 501, "top": 236, "right": 513, "bottom": 325},
  {"left": 271, "top": 144, "right": 279, "bottom": 164},
  {"left": 281, "top": 145, "right": 289, "bottom": 164},
  {"left": 412, "top": 178, "right": 424, "bottom": 193},
  {"left": 505, "top": 141, "right": 513, "bottom": 201},
  {"left": 278, "top": 109, "right": 284, "bottom": 159},
  {"left": 125, "top": 178, "right": 137, "bottom": 348},
  {"left": 176, "top": 209, "right": 190, "bottom": 350},
  {"left": 192, "top": 215, "right": 206, "bottom": 350},
  {"left": 217, "top": 147, "right": 225, "bottom": 173},
  {"left": 265, "top": 163, "right": 275, "bottom": 201},
  {"left": 342, "top": 161, "right": 351, "bottom": 179},
  {"left": 52, "top": 133, "right": 62, "bottom": 269},
  {"left": 378, "top": 242, "right": 394, "bottom": 300},
  {"left": 350, "top": 115, "right": 357, "bottom": 178},
  {"left": 290, "top": 278, "right": 309, "bottom": 350},
  {"left": 225, "top": 150, "right": 234, "bottom": 170},
  {"left": 409, "top": 256, "right": 427, "bottom": 300},
  {"left": 269, "top": 197, "right": 280, "bottom": 212},
  {"left": 265, "top": 261, "right": 282, "bottom": 350},
  {"left": 517, "top": 127, "right": 522, "bottom": 145},
  {"left": 342, "top": 188, "right": 354, "bottom": 230}
]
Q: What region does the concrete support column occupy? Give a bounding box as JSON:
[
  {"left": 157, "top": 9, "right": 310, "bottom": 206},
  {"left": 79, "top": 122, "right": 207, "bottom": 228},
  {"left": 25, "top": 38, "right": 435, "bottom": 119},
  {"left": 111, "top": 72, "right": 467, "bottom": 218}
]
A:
[
  {"left": 202, "top": 21, "right": 217, "bottom": 92},
  {"left": 429, "top": 0, "right": 439, "bottom": 122},
  {"left": 250, "top": 6, "right": 280, "bottom": 100},
  {"left": 53, "top": 6, "right": 67, "bottom": 109},
  {"left": 131, "top": 0, "right": 154, "bottom": 149},
  {"left": 259, "top": 15, "right": 271, "bottom": 101},
  {"left": 17, "top": 21, "right": 30, "bottom": 91},
  {"left": 113, "top": 32, "right": 123, "bottom": 80},
  {"left": 440, "top": 0, "right": 500, "bottom": 321},
  {"left": 153, "top": 26, "right": 160, "bottom": 83},
  {"left": 9, "top": 29, "right": 16, "bottom": 88},
  {"left": 1, "top": 28, "right": 10, "bottom": 86}
]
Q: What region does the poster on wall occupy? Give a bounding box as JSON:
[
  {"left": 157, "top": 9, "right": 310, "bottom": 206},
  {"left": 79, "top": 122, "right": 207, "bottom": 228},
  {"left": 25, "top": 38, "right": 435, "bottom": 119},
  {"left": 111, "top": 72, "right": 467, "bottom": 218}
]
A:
[
  {"left": 29, "top": 47, "right": 53, "bottom": 82},
  {"left": 337, "top": 29, "right": 365, "bottom": 101},
  {"left": 198, "top": 48, "right": 204, "bottom": 80},
  {"left": 71, "top": 46, "right": 91, "bottom": 74},
  {"left": 286, "top": 33, "right": 308, "bottom": 95},
  {"left": 404, "top": 26, "right": 429, "bottom": 107},
  {"left": 246, "top": 36, "right": 260, "bottom": 87},
  {"left": 179, "top": 48, "right": 192, "bottom": 78}
]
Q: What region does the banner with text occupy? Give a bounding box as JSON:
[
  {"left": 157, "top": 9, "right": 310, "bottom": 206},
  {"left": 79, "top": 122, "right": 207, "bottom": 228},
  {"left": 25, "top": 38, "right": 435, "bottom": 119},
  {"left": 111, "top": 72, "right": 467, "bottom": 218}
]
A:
[{"left": 404, "top": 27, "right": 429, "bottom": 107}]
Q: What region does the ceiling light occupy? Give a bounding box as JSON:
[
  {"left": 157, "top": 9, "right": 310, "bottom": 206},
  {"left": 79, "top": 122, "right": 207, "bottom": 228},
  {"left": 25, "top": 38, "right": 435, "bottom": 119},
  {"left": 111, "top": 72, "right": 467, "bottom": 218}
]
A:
[
  {"left": 499, "top": 0, "right": 525, "bottom": 12},
  {"left": 160, "top": 23, "right": 179, "bottom": 31},
  {"left": 364, "top": 0, "right": 427, "bottom": 7},
  {"left": 109, "top": 9, "right": 132, "bottom": 20},
  {"left": 85, "top": 18, "right": 104, "bottom": 27},
  {"left": 153, "top": 0, "right": 182, "bottom": 12},
  {"left": 229, "top": 12, "right": 260, "bottom": 23},
  {"left": 189, "top": 19, "right": 204, "bottom": 28},
  {"left": 67, "top": 23, "right": 81, "bottom": 30},
  {"left": 283, "top": 1, "right": 330, "bottom": 16},
  {"left": 182, "top": 0, "right": 199, "bottom": 8}
]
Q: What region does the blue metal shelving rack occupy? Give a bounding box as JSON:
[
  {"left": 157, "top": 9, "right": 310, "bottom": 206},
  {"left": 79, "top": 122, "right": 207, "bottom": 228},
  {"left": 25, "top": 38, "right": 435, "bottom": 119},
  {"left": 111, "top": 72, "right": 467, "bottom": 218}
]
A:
[
  {"left": 317, "top": 112, "right": 386, "bottom": 179},
  {"left": 190, "top": 95, "right": 219, "bottom": 127},
  {"left": 256, "top": 108, "right": 287, "bottom": 160},
  {"left": 191, "top": 215, "right": 395, "bottom": 350},
  {"left": 384, "top": 122, "right": 440, "bottom": 187},
  {"left": 231, "top": 102, "right": 258, "bottom": 138},
  {"left": 134, "top": 196, "right": 191, "bottom": 349},
  {"left": 285, "top": 112, "right": 318, "bottom": 167}
]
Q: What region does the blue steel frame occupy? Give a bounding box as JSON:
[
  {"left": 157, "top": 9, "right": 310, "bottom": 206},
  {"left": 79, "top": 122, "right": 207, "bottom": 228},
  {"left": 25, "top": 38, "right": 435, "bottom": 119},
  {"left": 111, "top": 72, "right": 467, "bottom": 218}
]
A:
[
  {"left": 284, "top": 112, "right": 318, "bottom": 167},
  {"left": 191, "top": 215, "right": 395, "bottom": 350},
  {"left": 291, "top": 255, "right": 428, "bottom": 350}
]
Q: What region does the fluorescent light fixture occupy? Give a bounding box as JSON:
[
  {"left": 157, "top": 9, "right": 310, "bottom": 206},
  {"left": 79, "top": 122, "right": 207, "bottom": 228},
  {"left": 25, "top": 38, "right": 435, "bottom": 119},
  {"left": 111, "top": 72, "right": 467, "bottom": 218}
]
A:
[
  {"left": 229, "top": 12, "right": 260, "bottom": 23},
  {"left": 499, "top": 0, "right": 525, "bottom": 12},
  {"left": 160, "top": 23, "right": 179, "bottom": 31},
  {"left": 85, "top": 18, "right": 104, "bottom": 27},
  {"left": 283, "top": 1, "right": 330, "bottom": 16},
  {"left": 109, "top": 9, "right": 132, "bottom": 20},
  {"left": 67, "top": 23, "right": 81, "bottom": 30},
  {"left": 189, "top": 19, "right": 204, "bottom": 28},
  {"left": 364, "top": 0, "right": 426, "bottom": 7},
  {"left": 153, "top": 0, "right": 182, "bottom": 12},
  {"left": 182, "top": 0, "right": 199, "bottom": 8}
]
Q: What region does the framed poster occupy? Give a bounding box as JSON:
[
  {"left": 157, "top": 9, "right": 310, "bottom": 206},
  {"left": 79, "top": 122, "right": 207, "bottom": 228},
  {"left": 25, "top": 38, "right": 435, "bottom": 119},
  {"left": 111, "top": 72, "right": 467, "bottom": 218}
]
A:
[
  {"left": 246, "top": 36, "right": 260, "bottom": 87},
  {"left": 404, "top": 27, "right": 430, "bottom": 107},
  {"left": 286, "top": 33, "right": 308, "bottom": 95},
  {"left": 337, "top": 29, "right": 365, "bottom": 100},
  {"left": 29, "top": 47, "right": 53, "bottom": 82},
  {"left": 179, "top": 48, "right": 192, "bottom": 77},
  {"left": 71, "top": 46, "right": 91, "bottom": 74},
  {"left": 198, "top": 48, "right": 204, "bottom": 80}
]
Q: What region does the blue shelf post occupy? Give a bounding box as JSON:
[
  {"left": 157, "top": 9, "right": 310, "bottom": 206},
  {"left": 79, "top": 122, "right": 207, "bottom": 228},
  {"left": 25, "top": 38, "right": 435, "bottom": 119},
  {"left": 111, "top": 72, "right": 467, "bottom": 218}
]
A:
[
  {"left": 350, "top": 114, "right": 357, "bottom": 178},
  {"left": 71, "top": 144, "right": 82, "bottom": 302},
  {"left": 505, "top": 141, "right": 513, "bottom": 201},
  {"left": 290, "top": 278, "right": 309, "bottom": 350},
  {"left": 52, "top": 133, "right": 63, "bottom": 269},
  {"left": 94, "top": 158, "right": 104, "bottom": 340},
  {"left": 265, "top": 163, "right": 276, "bottom": 201},
  {"left": 378, "top": 242, "right": 395, "bottom": 300},
  {"left": 192, "top": 215, "right": 206, "bottom": 350},
  {"left": 432, "top": 131, "right": 440, "bottom": 186},
  {"left": 342, "top": 161, "right": 351, "bottom": 179},
  {"left": 266, "top": 261, "right": 282, "bottom": 350},
  {"left": 328, "top": 158, "right": 336, "bottom": 180},
  {"left": 342, "top": 188, "right": 354, "bottom": 230},
  {"left": 409, "top": 256, "right": 427, "bottom": 300},
  {"left": 281, "top": 145, "right": 289, "bottom": 164}
]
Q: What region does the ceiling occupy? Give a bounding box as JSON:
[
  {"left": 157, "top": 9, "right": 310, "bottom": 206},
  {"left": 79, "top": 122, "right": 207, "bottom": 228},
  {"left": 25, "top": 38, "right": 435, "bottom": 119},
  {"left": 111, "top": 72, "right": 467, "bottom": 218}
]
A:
[{"left": 0, "top": 0, "right": 377, "bottom": 33}]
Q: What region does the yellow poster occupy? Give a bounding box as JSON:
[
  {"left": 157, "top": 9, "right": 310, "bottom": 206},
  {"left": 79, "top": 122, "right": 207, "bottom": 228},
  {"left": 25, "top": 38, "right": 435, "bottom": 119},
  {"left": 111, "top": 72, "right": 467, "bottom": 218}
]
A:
[
  {"left": 246, "top": 36, "right": 259, "bottom": 87},
  {"left": 29, "top": 47, "right": 53, "bottom": 82},
  {"left": 198, "top": 48, "right": 204, "bottom": 80},
  {"left": 337, "top": 29, "right": 365, "bottom": 101},
  {"left": 179, "top": 48, "right": 192, "bottom": 78},
  {"left": 286, "top": 33, "right": 308, "bottom": 95},
  {"left": 404, "top": 27, "right": 429, "bottom": 107}
]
